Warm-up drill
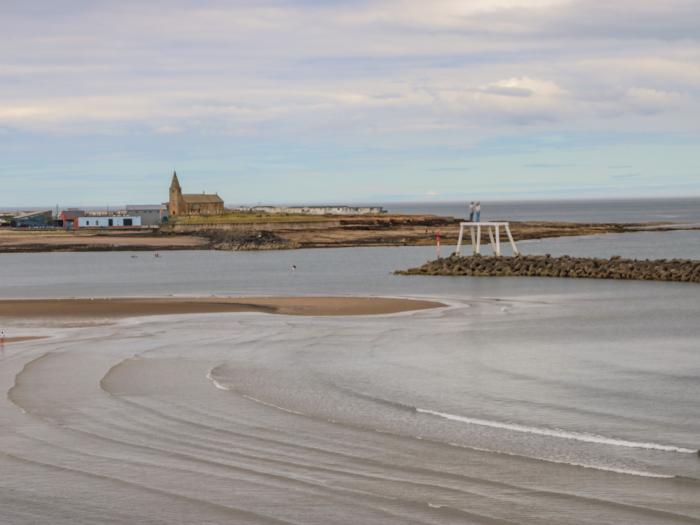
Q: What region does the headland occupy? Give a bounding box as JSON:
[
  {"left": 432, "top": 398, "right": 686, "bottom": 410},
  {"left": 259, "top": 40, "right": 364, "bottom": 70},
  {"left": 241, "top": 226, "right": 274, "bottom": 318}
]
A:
[{"left": 1, "top": 215, "right": 693, "bottom": 252}]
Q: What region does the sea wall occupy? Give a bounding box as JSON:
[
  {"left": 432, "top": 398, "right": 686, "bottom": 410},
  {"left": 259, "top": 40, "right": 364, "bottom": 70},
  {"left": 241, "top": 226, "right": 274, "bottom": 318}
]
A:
[{"left": 396, "top": 254, "right": 700, "bottom": 283}]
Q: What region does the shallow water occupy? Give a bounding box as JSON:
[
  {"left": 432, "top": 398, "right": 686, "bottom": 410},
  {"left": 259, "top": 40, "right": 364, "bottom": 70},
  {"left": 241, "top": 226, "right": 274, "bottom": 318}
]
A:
[{"left": 1, "top": 236, "right": 700, "bottom": 524}]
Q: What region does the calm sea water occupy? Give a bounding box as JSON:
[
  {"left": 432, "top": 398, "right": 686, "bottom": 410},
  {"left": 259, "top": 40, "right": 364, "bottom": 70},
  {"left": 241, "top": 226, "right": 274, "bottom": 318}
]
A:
[
  {"left": 1, "top": 232, "right": 699, "bottom": 524},
  {"left": 384, "top": 197, "right": 700, "bottom": 224}
]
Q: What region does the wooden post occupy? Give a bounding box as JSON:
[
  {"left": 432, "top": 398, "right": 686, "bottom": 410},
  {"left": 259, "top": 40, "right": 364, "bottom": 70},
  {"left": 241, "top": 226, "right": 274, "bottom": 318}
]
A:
[
  {"left": 456, "top": 224, "right": 464, "bottom": 255},
  {"left": 505, "top": 224, "right": 519, "bottom": 255},
  {"left": 457, "top": 222, "right": 519, "bottom": 257},
  {"left": 495, "top": 225, "right": 501, "bottom": 256},
  {"left": 475, "top": 224, "right": 481, "bottom": 254}
]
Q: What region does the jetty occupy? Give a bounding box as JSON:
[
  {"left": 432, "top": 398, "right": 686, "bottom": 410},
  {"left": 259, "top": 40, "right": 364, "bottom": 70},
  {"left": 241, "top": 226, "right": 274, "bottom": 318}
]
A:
[{"left": 397, "top": 254, "right": 700, "bottom": 283}]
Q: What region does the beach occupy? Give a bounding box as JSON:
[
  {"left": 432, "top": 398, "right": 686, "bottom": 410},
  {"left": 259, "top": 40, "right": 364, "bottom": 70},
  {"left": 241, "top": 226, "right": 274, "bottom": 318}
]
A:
[
  {"left": 1, "top": 240, "right": 700, "bottom": 524},
  {"left": 0, "top": 336, "right": 47, "bottom": 344},
  {"left": 0, "top": 296, "right": 443, "bottom": 319}
]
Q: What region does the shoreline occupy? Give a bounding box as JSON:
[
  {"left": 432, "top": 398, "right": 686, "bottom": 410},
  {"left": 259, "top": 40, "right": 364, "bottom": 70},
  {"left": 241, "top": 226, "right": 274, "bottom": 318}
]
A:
[
  {"left": 2, "top": 219, "right": 697, "bottom": 253},
  {"left": 0, "top": 296, "right": 445, "bottom": 318}
]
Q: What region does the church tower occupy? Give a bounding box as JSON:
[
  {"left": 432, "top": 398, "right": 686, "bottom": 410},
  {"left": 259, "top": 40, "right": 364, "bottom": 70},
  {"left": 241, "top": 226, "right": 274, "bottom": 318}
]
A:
[{"left": 168, "top": 171, "right": 184, "bottom": 216}]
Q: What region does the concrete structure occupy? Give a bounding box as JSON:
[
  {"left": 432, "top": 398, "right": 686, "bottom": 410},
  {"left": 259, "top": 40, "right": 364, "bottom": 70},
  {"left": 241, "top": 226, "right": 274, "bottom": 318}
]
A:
[
  {"left": 77, "top": 216, "right": 141, "bottom": 228},
  {"left": 248, "top": 205, "right": 386, "bottom": 216},
  {"left": 168, "top": 172, "right": 224, "bottom": 217},
  {"left": 126, "top": 205, "right": 167, "bottom": 226},
  {"left": 10, "top": 210, "right": 53, "bottom": 228},
  {"left": 455, "top": 222, "right": 519, "bottom": 256}
]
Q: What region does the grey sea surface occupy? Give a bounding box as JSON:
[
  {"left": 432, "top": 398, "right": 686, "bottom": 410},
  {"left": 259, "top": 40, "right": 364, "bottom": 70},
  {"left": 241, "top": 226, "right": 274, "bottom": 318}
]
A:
[
  {"left": 1, "top": 231, "right": 700, "bottom": 524},
  {"left": 384, "top": 197, "right": 700, "bottom": 224}
]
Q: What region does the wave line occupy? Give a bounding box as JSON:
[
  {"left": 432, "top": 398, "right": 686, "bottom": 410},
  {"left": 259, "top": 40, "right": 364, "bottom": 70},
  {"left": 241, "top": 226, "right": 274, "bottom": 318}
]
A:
[{"left": 416, "top": 408, "right": 696, "bottom": 454}]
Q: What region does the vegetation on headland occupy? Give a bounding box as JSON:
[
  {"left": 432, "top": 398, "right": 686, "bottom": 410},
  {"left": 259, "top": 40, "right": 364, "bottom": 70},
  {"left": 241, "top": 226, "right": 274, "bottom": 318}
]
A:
[
  {"left": 170, "top": 212, "right": 336, "bottom": 224},
  {"left": 397, "top": 254, "right": 700, "bottom": 283},
  {"left": 1, "top": 216, "right": 697, "bottom": 252}
]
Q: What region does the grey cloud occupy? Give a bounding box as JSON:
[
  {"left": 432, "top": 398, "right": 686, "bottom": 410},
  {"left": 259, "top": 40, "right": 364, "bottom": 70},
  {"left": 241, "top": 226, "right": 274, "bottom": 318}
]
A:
[
  {"left": 524, "top": 163, "right": 578, "bottom": 168},
  {"left": 477, "top": 86, "right": 533, "bottom": 98},
  {"left": 0, "top": 0, "right": 698, "bottom": 137}
]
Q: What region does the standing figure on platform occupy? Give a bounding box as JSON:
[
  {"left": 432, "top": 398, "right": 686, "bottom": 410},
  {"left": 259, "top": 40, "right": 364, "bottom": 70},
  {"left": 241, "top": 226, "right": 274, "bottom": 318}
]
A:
[
  {"left": 475, "top": 202, "right": 481, "bottom": 222},
  {"left": 468, "top": 201, "right": 475, "bottom": 221}
]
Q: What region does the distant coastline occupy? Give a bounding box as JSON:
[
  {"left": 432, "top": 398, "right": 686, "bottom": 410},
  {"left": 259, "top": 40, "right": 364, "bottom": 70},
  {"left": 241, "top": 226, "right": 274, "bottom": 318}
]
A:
[{"left": 1, "top": 217, "right": 697, "bottom": 253}]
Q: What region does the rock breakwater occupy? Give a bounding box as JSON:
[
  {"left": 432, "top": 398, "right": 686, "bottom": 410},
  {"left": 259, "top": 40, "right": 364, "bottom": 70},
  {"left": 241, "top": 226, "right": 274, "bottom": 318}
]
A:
[{"left": 396, "top": 254, "right": 700, "bottom": 283}]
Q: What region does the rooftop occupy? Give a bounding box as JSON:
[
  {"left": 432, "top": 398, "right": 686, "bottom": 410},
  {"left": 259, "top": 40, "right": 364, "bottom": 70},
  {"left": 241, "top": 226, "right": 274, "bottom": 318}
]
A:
[{"left": 182, "top": 194, "right": 223, "bottom": 204}]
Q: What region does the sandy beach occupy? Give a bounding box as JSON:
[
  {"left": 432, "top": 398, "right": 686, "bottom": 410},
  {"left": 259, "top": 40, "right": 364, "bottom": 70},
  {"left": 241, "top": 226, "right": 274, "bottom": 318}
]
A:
[
  {"left": 0, "top": 336, "right": 47, "bottom": 344},
  {"left": 0, "top": 296, "right": 443, "bottom": 318},
  {"left": 2, "top": 249, "right": 700, "bottom": 524}
]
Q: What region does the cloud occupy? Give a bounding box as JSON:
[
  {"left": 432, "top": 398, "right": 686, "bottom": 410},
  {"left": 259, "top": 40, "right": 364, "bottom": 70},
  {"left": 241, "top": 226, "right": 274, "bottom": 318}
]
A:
[{"left": 1, "top": 0, "right": 696, "bottom": 138}]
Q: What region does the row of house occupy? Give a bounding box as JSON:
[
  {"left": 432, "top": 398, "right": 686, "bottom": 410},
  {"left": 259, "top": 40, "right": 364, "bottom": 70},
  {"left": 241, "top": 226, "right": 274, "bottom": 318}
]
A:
[
  {"left": 245, "top": 205, "right": 386, "bottom": 216},
  {"left": 3, "top": 206, "right": 167, "bottom": 229}
]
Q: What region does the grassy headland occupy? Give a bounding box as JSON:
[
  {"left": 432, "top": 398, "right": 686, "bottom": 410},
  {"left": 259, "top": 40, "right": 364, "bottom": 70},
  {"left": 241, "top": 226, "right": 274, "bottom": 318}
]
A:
[{"left": 1, "top": 212, "right": 695, "bottom": 253}]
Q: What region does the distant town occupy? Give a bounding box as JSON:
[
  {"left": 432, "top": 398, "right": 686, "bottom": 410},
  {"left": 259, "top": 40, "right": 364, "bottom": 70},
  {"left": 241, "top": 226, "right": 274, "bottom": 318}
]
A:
[{"left": 0, "top": 171, "right": 386, "bottom": 230}]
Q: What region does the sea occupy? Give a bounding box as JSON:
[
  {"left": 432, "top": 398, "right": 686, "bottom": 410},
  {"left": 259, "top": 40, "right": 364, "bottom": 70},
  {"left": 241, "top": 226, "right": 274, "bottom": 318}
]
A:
[
  {"left": 1, "top": 199, "right": 700, "bottom": 524},
  {"left": 383, "top": 197, "right": 700, "bottom": 224}
]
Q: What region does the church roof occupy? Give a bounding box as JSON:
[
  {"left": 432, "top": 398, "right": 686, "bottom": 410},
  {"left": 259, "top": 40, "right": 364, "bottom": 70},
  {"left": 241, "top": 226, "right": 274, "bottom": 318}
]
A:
[{"left": 182, "top": 194, "right": 224, "bottom": 204}]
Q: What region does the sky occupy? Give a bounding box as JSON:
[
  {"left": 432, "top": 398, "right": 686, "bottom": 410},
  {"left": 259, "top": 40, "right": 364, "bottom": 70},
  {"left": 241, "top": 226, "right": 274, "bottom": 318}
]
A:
[{"left": 1, "top": 0, "right": 699, "bottom": 207}]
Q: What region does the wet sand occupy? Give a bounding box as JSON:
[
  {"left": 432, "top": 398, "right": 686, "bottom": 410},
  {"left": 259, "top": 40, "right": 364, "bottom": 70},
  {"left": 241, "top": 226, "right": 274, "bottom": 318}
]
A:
[
  {"left": 0, "top": 296, "right": 444, "bottom": 318},
  {"left": 0, "top": 336, "right": 47, "bottom": 344}
]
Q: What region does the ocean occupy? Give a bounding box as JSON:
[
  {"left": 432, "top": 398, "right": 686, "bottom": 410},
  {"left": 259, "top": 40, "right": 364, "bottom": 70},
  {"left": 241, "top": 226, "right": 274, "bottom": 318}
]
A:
[
  {"left": 384, "top": 197, "right": 700, "bottom": 224},
  {"left": 1, "top": 221, "right": 699, "bottom": 523}
]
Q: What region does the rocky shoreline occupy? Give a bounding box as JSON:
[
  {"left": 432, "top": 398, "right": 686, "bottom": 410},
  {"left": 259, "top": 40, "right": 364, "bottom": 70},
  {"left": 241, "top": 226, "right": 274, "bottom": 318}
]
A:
[
  {"left": 397, "top": 254, "right": 700, "bottom": 283},
  {"left": 203, "top": 230, "right": 299, "bottom": 250},
  {"left": 1, "top": 219, "right": 698, "bottom": 253}
]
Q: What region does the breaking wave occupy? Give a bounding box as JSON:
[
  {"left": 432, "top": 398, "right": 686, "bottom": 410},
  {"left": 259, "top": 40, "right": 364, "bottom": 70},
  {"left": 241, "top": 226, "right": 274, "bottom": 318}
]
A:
[{"left": 416, "top": 408, "right": 697, "bottom": 454}]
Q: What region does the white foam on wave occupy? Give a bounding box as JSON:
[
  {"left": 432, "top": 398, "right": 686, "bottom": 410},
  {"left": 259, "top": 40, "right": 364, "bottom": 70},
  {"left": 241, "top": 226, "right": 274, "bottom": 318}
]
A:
[
  {"left": 205, "top": 369, "right": 305, "bottom": 416},
  {"left": 443, "top": 441, "right": 676, "bottom": 479},
  {"left": 205, "top": 369, "right": 230, "bottom": 391},
  {"left": 416, "top": 408, "right": 697, "bottom": 454},
  {"left": 240, "top": 394, "right": 305, "bottom": 416},
  {"left": 202, "top": 372, "right": 679, "bottom": 479}
]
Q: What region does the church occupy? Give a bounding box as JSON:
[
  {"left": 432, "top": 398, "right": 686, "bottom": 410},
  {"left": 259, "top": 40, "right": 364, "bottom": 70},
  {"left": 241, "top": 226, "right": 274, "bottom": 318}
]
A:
[{"left": 168, "top": 171, "right": 225, "bottom": 216}]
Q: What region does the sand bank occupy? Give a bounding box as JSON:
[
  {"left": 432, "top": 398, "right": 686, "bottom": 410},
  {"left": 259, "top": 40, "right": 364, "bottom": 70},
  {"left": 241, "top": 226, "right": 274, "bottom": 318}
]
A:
[
  {"left": 0, "top": 336, "right": 48, "bottom": 344},
  {"left": 0, "top": 297, "right": 443, "bottom": 318}
]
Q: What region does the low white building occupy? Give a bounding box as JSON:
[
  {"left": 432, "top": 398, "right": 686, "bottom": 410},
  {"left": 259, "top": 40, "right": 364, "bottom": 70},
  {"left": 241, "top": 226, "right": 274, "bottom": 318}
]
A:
[
  {"left": 248, "top": 206, "right": 386, "bottom": 216},
  {"left": 77, "top": 216, "right": 141, "bottom": 228}
]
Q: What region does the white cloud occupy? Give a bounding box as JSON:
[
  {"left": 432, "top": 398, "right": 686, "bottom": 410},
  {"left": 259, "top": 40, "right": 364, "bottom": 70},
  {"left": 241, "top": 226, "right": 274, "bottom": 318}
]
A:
[{"left": 0, "top": 0, "right": 698, "bottom": 136}]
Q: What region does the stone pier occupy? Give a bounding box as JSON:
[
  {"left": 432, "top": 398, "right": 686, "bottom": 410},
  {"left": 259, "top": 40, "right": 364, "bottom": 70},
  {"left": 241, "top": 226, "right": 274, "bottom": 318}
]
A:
[{"left": 396, "top": 254, "right": 700, "bottom": 283}]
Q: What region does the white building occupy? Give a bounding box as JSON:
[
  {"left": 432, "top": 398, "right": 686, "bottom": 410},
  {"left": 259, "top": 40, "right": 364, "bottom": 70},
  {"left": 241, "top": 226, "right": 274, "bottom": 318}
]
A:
[
  {"left": 77, "top": 216, "right": 141, "bottom": 228},
  {"left": 248, "top": 206, "right": 386, "bottom": 216}
]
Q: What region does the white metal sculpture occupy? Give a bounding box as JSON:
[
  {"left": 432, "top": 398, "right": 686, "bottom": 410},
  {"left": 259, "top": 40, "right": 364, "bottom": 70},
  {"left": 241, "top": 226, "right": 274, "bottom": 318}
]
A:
[{"left": 455, "top": 222, "right": 519, "bottom": 256}]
